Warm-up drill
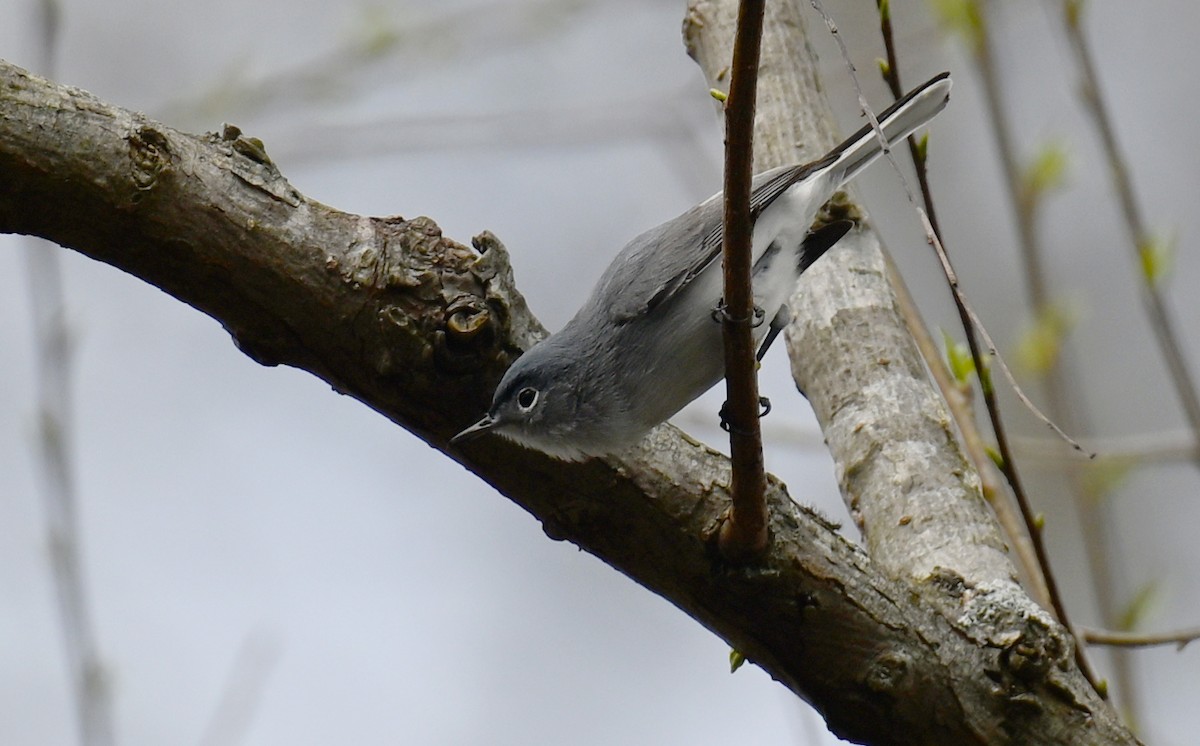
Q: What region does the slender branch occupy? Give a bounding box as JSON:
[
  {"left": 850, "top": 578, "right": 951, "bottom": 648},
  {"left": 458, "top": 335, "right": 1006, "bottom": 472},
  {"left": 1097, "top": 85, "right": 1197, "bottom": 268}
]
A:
[
  {"left": 26, "top": 1, "right": 116, "bottom": 744},
  {"left": 716, "top": 0, "right": 769, "bottom": 561},
  {"left": 874, "top": 0, "right": 943, "bottom": 237},
  {"left": 258, "top": 90, "right": 710, "bottom": 166},
  {"left": 1081, "top": 625, "right": 1200, "bottom": 650},
  {"left": 159, "top": 0, "right": 588, "bottom": 127},
  {"left": 1059, "top": 0, "right": 1200, "bottom": 460},
  {"left": 875, "top": 5, "right": 1086, "bottom": 449},
  {"left": 25, "top": 246, "right": 115, "bottom": 746},
  {"left": 1016, "top": 431, "right": 1197, "bottom": 466}
]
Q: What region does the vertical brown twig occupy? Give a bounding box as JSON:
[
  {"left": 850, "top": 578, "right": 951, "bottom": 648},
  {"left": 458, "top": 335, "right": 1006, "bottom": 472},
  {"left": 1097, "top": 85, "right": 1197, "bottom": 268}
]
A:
[{"left": 716, "top": 0, "right": 769, "bottom": 562}]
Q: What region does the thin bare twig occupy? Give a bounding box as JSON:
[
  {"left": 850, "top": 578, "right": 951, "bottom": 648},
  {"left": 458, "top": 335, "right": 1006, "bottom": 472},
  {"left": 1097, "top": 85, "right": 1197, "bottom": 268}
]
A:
[
  {"left": 716, "top": 0, "right": 769, "bottom": 561},
  {"left": 1015, "top": 431, "right": 1197, "bottom": 466},
  {"left": 942, "top": 254, "right": 1085, "bottom": 455},
  {"left": 26, "top": 1, "right": 116, "bottom": 744},
  {"left": 1059, "top": 0, "right": 1200, "bottom": 462},
  {"left": 25, "top": 248, "right": 116, "bottom": 746},
  {"left": 1081, "top": 625, "right": 1200, "bottom": 651},
  {"left": 159, "top": 0, "right": 587, "bottom": 127},
  {"left": 874, "top": 0, "right": 944, "bottom": 237},
  {"left": 260, "top": 89, "right": 711, "bottom": 166}
]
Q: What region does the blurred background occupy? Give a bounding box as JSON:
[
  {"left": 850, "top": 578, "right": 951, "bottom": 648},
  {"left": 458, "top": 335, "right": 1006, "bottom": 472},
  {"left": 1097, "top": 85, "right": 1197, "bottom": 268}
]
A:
[{"left": 2, "top": 0, "right": 1198, "bottom": 743}]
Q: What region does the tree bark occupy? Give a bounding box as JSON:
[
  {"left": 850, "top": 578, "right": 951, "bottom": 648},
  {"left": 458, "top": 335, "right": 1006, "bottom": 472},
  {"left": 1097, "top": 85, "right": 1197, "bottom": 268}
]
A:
[{"left": 0, "top": 23, "right": 1135, "bottom": 746}]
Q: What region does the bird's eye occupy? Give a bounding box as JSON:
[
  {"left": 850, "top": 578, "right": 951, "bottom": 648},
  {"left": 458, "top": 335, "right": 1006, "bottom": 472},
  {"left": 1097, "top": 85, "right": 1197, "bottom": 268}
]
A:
[{"left": 516, "top": 387, "right": 538, "bottom": 411}]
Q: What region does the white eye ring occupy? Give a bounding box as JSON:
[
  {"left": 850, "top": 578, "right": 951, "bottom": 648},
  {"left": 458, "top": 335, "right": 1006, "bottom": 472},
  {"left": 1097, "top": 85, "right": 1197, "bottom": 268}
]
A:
[{"left": 516, "top": 387, "right": 538, "bottom": 411}]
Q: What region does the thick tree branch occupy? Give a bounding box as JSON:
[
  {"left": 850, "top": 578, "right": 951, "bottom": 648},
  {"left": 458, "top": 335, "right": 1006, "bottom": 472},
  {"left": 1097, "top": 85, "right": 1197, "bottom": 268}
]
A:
[{"left": 0, "top": 52, "right": 1134, "bottom": 745}]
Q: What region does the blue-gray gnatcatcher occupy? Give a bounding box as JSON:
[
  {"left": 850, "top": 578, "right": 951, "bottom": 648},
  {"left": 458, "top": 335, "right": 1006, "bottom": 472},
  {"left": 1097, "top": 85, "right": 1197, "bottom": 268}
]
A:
[{"left": 454, "top": 73, "right": 952, "bottom": 460}]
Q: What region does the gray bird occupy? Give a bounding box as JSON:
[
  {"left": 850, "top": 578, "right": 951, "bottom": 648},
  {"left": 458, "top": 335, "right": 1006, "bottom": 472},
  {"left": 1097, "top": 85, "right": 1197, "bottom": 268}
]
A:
[{"left": 454, "top": 73, "right": 952, "bottom": 460}]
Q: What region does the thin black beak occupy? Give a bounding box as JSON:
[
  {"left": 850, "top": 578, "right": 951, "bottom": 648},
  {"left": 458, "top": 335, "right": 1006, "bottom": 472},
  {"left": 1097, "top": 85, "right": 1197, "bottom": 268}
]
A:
[{"left": 451, "top": 415, "right": 499, "bottom": 445}]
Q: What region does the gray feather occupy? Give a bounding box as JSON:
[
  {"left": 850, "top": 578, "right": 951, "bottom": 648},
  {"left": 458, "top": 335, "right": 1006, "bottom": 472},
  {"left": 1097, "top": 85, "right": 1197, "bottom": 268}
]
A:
[
  {"left": 596, "top": 70, "right": 950, "bottom": 325},
  {"left": 602, "top": 164, "right": 816, "bottom": 324}
]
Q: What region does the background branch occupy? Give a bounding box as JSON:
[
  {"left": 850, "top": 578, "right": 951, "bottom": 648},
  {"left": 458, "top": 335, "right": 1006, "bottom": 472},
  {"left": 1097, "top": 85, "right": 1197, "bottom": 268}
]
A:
[
  {"left": 23, "top": 0, "right": 115, "bottom": 743},
  {"left": 1058, "top": 0, "right": 1200, "bottom": 455},
  {"left": 968, "top": 0, "right": 1119, "bottom": 705},
  {"left": 1081, "top": 625, "right": 1200, "bottom": 650}
]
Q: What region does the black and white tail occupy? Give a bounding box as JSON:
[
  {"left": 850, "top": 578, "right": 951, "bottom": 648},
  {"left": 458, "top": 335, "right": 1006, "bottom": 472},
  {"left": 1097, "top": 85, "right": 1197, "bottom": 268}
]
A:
[{"left": 827, "top": 72, "right": 952, "bottom": 184}]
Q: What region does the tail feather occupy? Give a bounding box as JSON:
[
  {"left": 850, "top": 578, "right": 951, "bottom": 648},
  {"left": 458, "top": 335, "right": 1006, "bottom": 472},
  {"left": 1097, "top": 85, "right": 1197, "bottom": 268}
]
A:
[{"left": 829, "top": 72, "right": 952, "bottom": 184}]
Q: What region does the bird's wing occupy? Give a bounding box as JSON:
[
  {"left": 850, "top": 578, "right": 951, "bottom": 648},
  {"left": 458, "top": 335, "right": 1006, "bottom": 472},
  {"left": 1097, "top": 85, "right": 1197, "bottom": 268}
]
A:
[
  {"left": 598, "top": 71, "right": 952, "bottom": 324},
  {"left": 601, "top": 161, "right": 828, "bottom": 324}
]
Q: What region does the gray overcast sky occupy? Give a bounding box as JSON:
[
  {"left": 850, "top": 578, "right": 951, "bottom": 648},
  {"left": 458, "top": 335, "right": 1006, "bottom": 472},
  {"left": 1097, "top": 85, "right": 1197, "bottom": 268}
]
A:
[{"left": 2, "top": 1, "right": 1198, "bottom": 744}]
